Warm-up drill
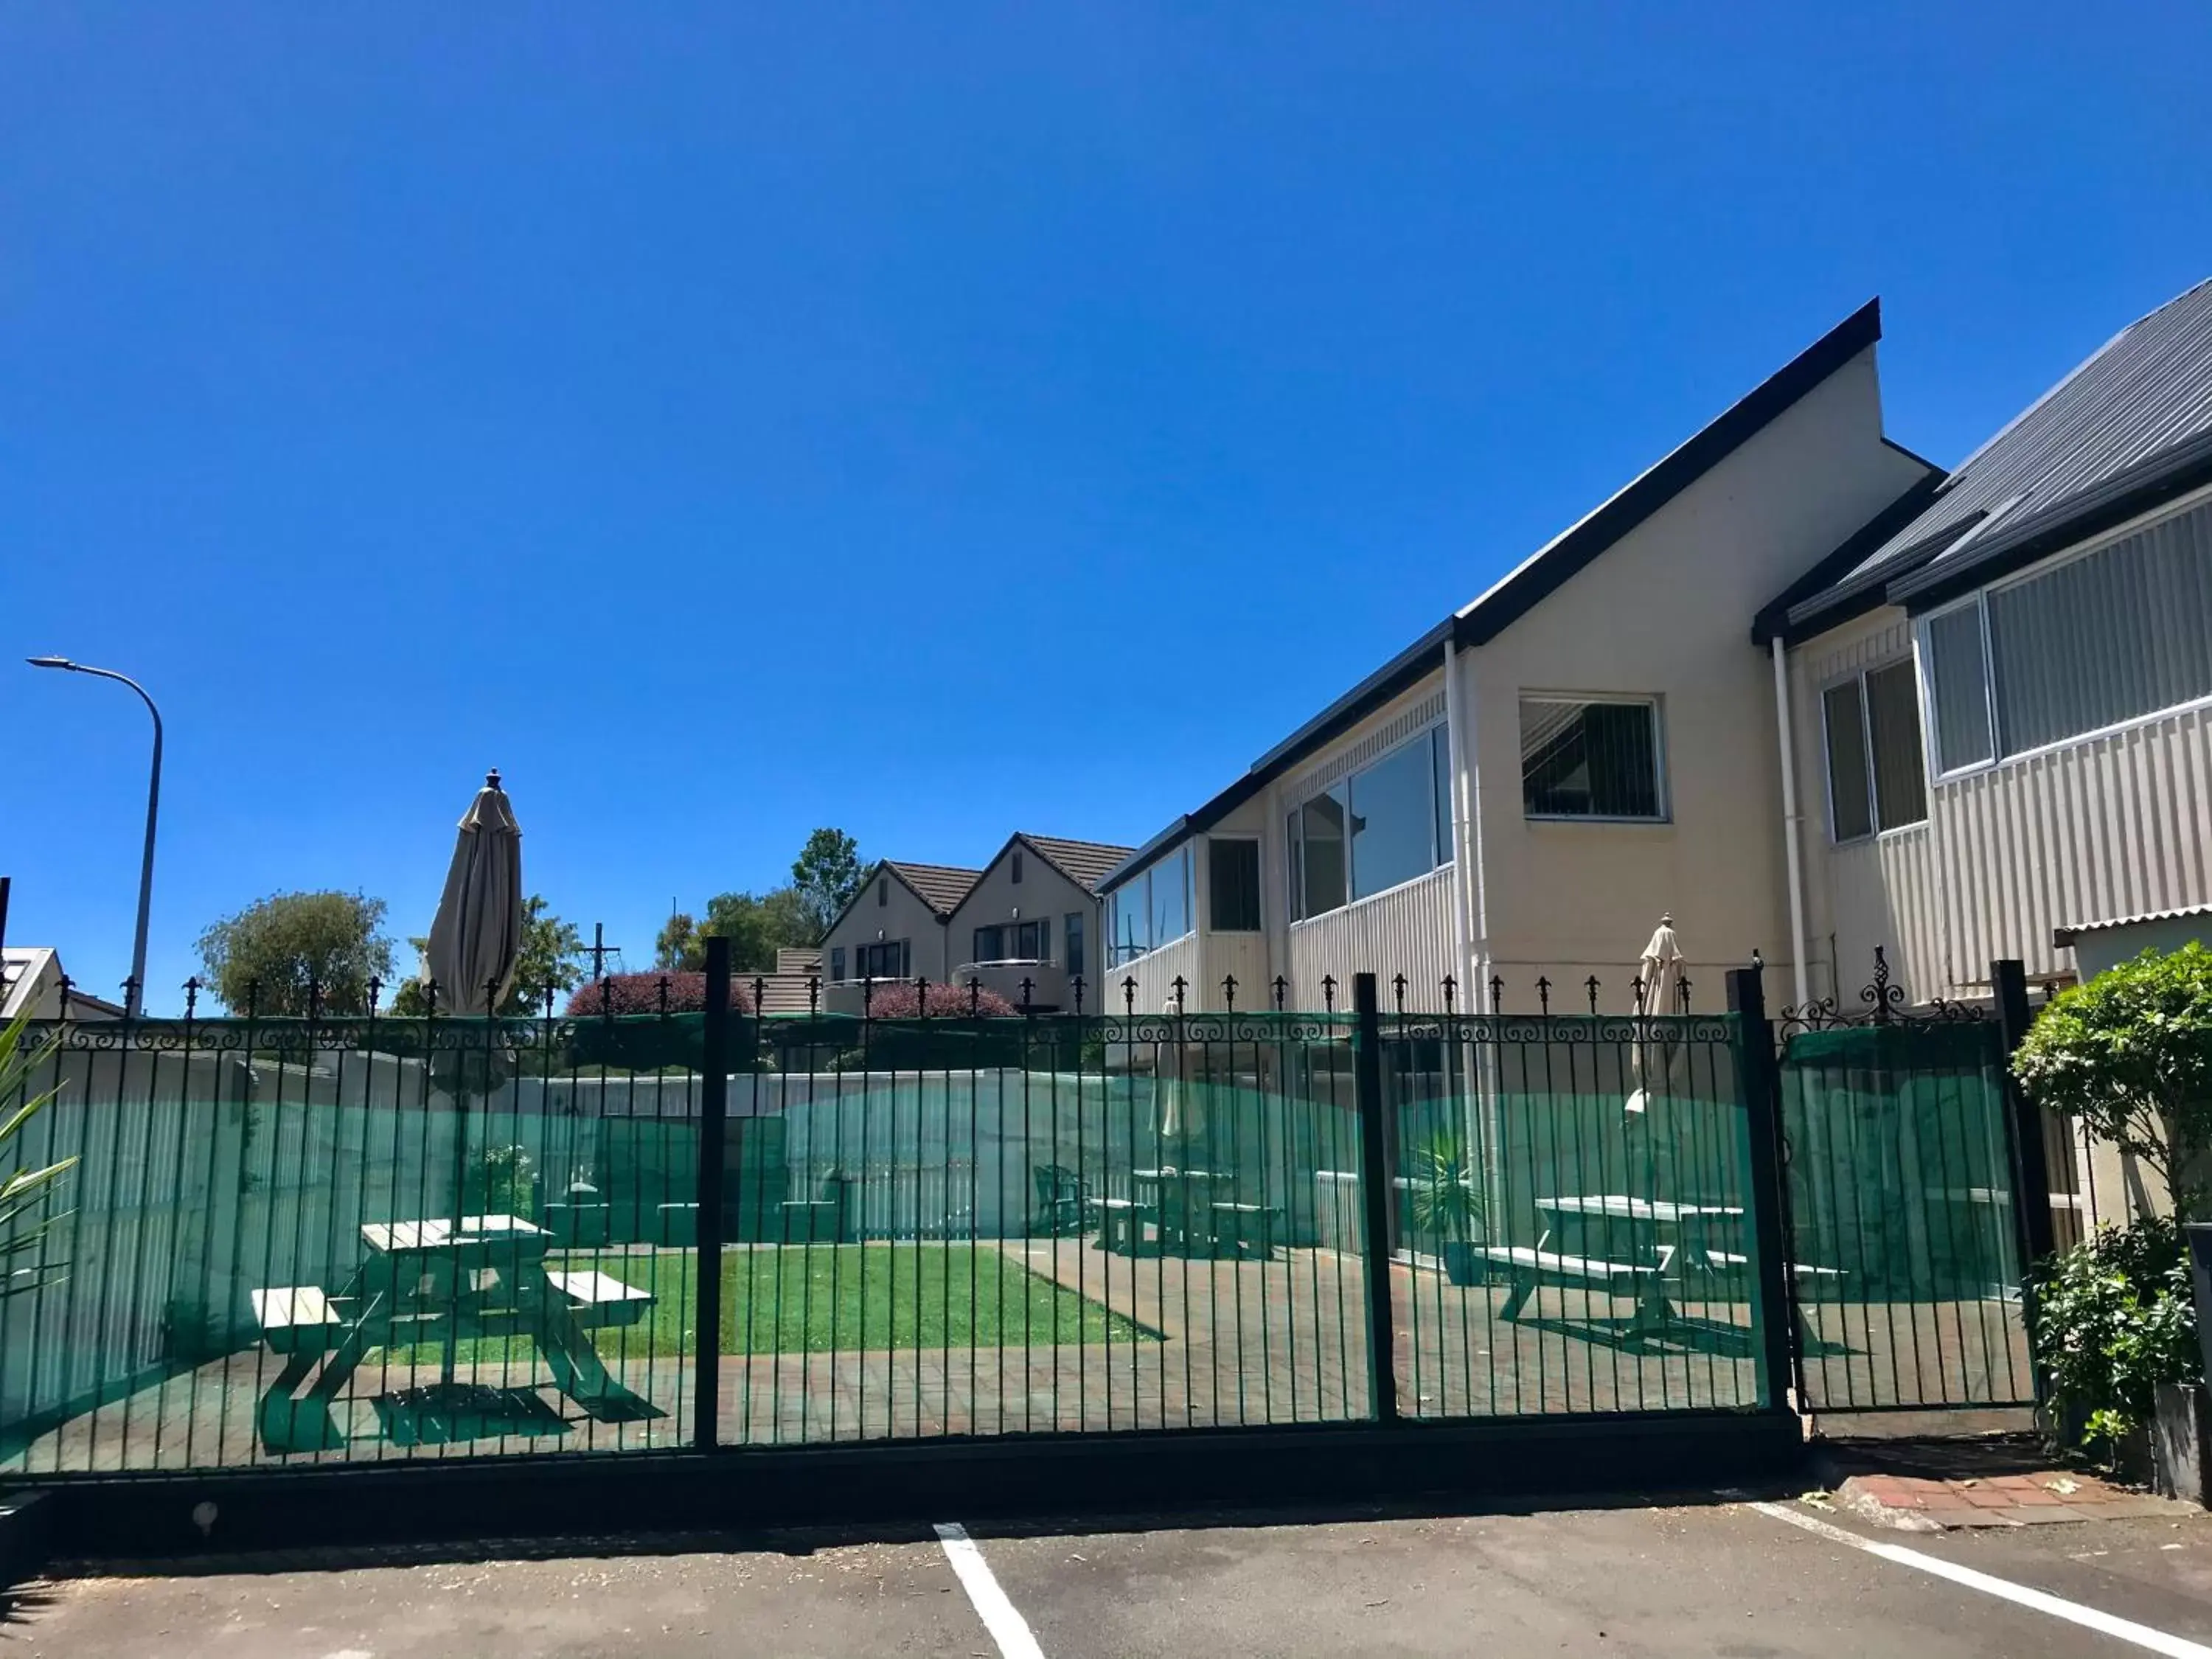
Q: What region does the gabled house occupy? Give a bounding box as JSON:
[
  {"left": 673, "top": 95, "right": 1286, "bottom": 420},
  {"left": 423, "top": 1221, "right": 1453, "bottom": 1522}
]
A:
[
  {"left": 1759, "top": 276, "right": 2212, "bottom": 1012},
  {"left": 945, "top": 832, "right": 1134, "bottom": 1011},
  {"left": 0, "top": 947, "right": 125, "bottom": 1020},
  {"left": 818, "top": 859, "right": 981, "bottom": 1010},
  {"left": 1102, "top": 299, "right": 1934, "bottom": 1014}
]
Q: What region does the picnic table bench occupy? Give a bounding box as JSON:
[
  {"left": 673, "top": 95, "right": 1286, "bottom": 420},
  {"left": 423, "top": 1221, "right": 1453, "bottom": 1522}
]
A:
[
  {"left": 1472, "top": 1239, "right": 1678, "bottom": 1335},
  {"left": 250, "top": 1213, "right": 663, "bottom": 1453}
]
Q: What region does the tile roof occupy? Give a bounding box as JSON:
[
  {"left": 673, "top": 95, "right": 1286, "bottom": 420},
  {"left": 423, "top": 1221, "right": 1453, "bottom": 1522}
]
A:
[
  {"left": 1784, "top": 276, "right": 2212, "bottom": 630},
  {"left": 1017, "top": 835, "right": 1138, "bottom": 894},
  {"left": 884, "top": 861, "right": 983, "bottom": 917}
]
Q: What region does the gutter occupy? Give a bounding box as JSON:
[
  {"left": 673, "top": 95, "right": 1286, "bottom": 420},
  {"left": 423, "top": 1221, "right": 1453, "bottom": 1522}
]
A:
[{"left": 1770, "top": 639, "right": 1812, "bottom": 1012}]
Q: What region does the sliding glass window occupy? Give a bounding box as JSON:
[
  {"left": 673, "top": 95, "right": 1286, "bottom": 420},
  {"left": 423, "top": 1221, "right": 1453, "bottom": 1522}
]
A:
[
  {"left": 1923, "top": 496, "right": 2212, "bottom": 773},
  {"left": 1286, "top": 724, "right": 1453, "bottom": 925},
  {"left": 1105, "top": 845, "right": 1195, "bottom": 965}
]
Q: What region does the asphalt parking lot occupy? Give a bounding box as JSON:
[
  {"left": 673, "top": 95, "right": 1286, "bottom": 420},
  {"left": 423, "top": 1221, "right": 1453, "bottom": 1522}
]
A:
[{"left": 15, "top": 1493, "right": 2212, "bottom": 1657}]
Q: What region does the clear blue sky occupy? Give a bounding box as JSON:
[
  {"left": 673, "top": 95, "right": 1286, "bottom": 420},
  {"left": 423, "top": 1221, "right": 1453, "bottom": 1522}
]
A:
[{"left": 7, "top": 4, "right": 2210, "bottom": 1010}]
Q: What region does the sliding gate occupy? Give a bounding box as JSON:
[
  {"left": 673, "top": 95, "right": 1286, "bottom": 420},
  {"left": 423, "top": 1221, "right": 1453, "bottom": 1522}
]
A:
[{"left": 1775, "top": 978, "right": 2038, "bottom": 1417}]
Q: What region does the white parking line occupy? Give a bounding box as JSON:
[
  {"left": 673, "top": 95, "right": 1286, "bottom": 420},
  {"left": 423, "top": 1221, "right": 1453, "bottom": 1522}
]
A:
[
  {"left": 935, "top": 1521, "right": 1046, "bottom": 1659},
  {"left": 1750, "top": 1500, "right": 2212, "bottom": 1658}
]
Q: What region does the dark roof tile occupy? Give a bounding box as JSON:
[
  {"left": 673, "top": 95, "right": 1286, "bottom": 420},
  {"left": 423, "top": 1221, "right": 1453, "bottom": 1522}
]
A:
[{"left": 1016, "top": 835, "right": 1137, "bottom": 893}]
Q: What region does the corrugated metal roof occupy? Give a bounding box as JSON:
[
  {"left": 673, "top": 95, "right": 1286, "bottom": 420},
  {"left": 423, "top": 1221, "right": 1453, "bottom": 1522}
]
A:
[
  {"left": 1797, "top": 276, "right": 2212, "bottom": 617},
  {"left": 2052, "top": 900, "right": 2212, "bottom": 945}
]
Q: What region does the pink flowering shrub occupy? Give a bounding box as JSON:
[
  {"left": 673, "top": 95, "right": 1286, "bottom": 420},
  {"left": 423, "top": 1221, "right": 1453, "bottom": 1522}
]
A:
[
  {"left": 859, "top": 980, "right": 1018, "bottom": 1018},
  {"left": 565, "top": 973, "right": 754, "bottom": 1018}
]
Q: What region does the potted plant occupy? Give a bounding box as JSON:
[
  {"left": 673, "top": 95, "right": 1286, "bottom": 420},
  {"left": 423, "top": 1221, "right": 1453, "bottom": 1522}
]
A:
[{"left": 1409, "top": 1132, "right": 1485, "bottom": 1285}]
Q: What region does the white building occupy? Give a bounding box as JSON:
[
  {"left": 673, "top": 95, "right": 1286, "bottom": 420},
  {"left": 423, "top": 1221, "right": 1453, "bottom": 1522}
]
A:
[{"left": 1104, "top": 278, "right": 2212, "bottom": 1025}]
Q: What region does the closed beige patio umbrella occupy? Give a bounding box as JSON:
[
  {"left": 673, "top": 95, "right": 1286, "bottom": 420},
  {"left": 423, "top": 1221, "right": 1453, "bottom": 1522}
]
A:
[
  {"left": 1624, "top": 913, "right": 1683, "bottom": 1116},
  {"left": 421, "top": 769, "right": 526, "bottom": 1394},
  {"left": 424, "top": 768, "right": 525, "bottom": 1021}
]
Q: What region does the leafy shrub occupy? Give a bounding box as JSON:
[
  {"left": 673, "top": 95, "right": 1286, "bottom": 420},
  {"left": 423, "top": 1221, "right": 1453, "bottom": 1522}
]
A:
[
  {"left": 858, "top": 981, "right": 1017, "bottom": 1019},
  {"left": 2014, "top": 943, "right": 2212, "bottom": 1214},
  {"left": 470, "top": 1144, "right": 537, "bottom": 1218},
  {"left": 2029, "top": 1215, "right": 2199, "bottom": 1458},
  {"left": 566, "top": 973, "right": 754, "bottom": 1018}
]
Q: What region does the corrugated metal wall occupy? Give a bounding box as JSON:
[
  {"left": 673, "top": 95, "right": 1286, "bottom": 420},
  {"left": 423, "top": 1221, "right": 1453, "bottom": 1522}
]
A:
[
  {"left": 1929, "top": 700, "right": 2212, "bottom": 985},
  {"left": 1795, "top": 606, "right": 2212, "bottom": 999},
  {"left": 1105, "top": 932, "right": 1202, "bottom": 1015},
  {"left": 1199, "top": 931, "right": 1272, "bottom": 1013},
  {"left": 1285, "top": 867, "right": 1456, "bottom": 1008}
]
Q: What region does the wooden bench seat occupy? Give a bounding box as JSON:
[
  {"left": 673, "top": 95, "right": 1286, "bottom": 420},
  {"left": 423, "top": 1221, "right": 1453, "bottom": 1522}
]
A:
[
  {"left": 545, "top": 1269, "right": 655, "bottom": 1329},
  {"left": 1474, "top": 1237, "right": 1674, "bottom": 1331},
  {"left": 1093, "top": 1195, "right": 1149, "bottom": 1255},
  {"left": 250, "top": 1286, "right": 347, "bottom": 1354},
  {"left": 1208, "top": 1201, "right": 1286, "bottom": 1261}
]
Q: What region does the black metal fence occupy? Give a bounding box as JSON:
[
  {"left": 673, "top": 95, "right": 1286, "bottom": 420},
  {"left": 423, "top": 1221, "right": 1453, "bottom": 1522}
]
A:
[
  {"left": 0, "top": 952, "right": 2059, "bottom": 1478},
  {"left": 1770, "top": 952, "right": 2047, "bottom": 1417}
]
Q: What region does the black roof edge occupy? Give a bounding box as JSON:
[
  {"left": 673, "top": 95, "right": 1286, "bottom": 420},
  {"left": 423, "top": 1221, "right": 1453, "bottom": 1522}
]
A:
[
  {"left": 1101, "top": 300, "right": 1888, "bottom": 893},
  {"left": 1104, "top": 613, "right": 1457, "bottom": 894},
  {"left": 1096, "top": 817, "right": 1196, "bottom": 895},
  {"left": 1751, "top": 469, "right": 1950, "bottom": 646},
  {"left": 1458, "top": 297, "right": 1885, "bottom": 650},
  {"left": 1887, "top": 428, "right": 2212, "bottom": 613},
  {"left": 1249, "top": 617, "right": 1456, "bottom": 776},
  {"left": 1881, "top": 434, "right": 1944, "bottom": 473}
]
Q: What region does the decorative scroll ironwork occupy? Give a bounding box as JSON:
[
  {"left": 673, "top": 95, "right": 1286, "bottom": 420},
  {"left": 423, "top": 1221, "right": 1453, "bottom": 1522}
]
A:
[{"left": 1777, "top": 945, "right": 1988, "bottom": 1041}]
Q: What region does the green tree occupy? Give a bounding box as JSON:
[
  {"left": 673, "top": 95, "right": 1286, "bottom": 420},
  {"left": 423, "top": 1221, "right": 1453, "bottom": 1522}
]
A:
[
  {"left": 790, "top": 827, "right": 865, "bottom": 942},
  {"left": 653, "top": 888, "right": 813, "bottom": 974},
  {"left": 387, "top": 895, "right": 582, "bottom": 1015},
  {"left": 197, "top": 891, "right": 395, "bottom": 1016},
  {"left": 505, "top": 896, "right": 585, "bottom": 1014},
  {"left": 2014, "top": 942, "right": 2212, "bottom": 1216},
  {"left": 655, "top": 912, "right": 698, "bottom": 973}
]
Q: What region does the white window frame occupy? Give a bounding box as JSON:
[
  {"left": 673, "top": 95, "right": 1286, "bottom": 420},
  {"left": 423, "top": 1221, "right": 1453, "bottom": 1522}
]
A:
[
  {"left": 1916, "top": 479, "right": 2212, "bottom": 779},
  {"left": 1819, "top": 656, "right": 1928, "bottom": 844},
  {"left": 1917, "top": 594, "right": 1997, "bottom": 780},
  {"left": 1517, "top": 692, "right": 1670, "bottom": 825},
  {"left": 1284, "top": 720, "right": 1455, "bottom": 927},
  {"left": 1207, "top": 835, "right": 1265, "bottom": 933}
]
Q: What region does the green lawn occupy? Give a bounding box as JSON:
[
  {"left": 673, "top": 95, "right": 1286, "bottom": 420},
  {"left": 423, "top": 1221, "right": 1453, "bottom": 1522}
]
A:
[{"left": 377, "top": 1242, "right": 1156, "bottom": 1366}]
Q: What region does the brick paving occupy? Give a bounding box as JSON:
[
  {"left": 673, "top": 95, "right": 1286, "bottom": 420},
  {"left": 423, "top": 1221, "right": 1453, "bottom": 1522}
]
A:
[
  {"left": 5, "top": 1238, "right": 2034, "bottom": 1475},
  {"left": 1835, "top": 1468, "right": 2192, "bottom": 1529}
]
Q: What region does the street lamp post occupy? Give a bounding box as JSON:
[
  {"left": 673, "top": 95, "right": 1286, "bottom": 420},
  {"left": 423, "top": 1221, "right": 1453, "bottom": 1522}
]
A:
[{"left": 28, "top": 657, "right": 163, "bottom": 1018}]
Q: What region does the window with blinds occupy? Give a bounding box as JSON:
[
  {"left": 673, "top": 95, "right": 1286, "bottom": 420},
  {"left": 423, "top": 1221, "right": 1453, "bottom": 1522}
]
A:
[
  {"left": 1923, "top": 496, "right": 2212, "bottom": 772},
  {"left": 1822, "top": 659, "right": 1927, "bottom": 841},
  {"left": 1519, "top": 697, "right": 1665, "bottom": 821}
]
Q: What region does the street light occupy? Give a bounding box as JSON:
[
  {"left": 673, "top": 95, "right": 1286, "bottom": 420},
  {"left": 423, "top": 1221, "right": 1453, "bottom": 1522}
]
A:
[{"left": 28, "top": 656, "right": 163, "bottom": 1018}]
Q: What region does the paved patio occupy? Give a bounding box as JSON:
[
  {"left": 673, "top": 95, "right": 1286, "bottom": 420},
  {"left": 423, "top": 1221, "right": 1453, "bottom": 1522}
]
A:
[{"left": 5, "top": 1239, "right": 2025, "bottom": 1473}]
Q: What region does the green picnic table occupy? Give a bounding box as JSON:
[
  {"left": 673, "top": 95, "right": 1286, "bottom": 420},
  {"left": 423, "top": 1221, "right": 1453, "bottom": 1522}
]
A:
[{"left": 251, "top": 1213, "right": 661, "bottom": 1453}]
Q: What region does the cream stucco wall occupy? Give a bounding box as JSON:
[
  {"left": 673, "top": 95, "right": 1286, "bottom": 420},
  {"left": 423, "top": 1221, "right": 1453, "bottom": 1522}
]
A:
[
  {"left": 945, "top": 844, "right": 1099, "bottom": 978},
  {"left": 820, "top": 869, "right": 955, "bottom": 987},
  {"left": 1112, "top": 344, "right": 1925, "bottom": 1018},
  {"left": 1467, "top": 345, "right": 1927, "bottom": 1009}
]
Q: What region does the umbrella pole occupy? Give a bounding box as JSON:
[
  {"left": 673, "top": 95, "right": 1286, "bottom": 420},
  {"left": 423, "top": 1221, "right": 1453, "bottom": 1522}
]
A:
[{"left": 444, "top": 1079, "right": 468, "bottom": 1388}]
